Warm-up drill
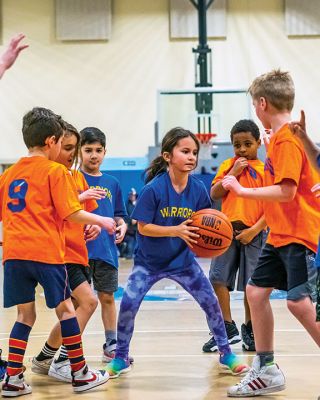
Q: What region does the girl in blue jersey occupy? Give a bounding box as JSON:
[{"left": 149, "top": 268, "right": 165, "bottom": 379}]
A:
[{"left": 105, "top": 127, "right": 249, "bottom": 378}]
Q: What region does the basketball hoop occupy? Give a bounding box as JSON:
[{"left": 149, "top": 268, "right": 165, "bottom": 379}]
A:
[{"left": 195, "top": 132, "right": 217, "bottom": 144}]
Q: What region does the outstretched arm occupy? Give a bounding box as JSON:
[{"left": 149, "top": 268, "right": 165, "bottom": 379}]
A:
[
  {"left": 222, "top": 175, "right": 297, "bottom": 202},
  {"left": 0, "top": 33, "right": 28, "bottom": 79},
  {"left": 289, "top": 110, "right": 320, "bottom": 171}
]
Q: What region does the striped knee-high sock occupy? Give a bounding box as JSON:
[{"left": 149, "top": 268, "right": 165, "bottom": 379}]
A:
[
  {"left": 60, "top": 317, "right": 86, "bottom": 372},
  {"left": 7, "top": 322, "right": 31, "bottom": 376}
]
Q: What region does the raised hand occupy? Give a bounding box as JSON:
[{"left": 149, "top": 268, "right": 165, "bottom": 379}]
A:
[
  {"left": 0, "top": 33, "right": 28, "bottom": 78},
  {"left": 289, "top": 110, "right": 306, "bottom": 139},
  {"left": 229, "top": 157, "right": 248, "bottom": 177}
]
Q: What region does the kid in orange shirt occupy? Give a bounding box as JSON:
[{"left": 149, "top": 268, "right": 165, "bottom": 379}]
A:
[
  {"left": 203, "top": 119, "right": 266, "bottom": 355},
  {"left": 0, "top": 108, "right": 116, "bottom": 396},
  {"left": 31, "top": 123, "right": 107, "bottom": 382},
  {"left": 223, "top": 70, "right": 320, "bottom": 397}
]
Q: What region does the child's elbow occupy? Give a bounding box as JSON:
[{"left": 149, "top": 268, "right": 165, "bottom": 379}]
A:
[{"left": 281, "top": 185, "right": 297, "bottom": 202}]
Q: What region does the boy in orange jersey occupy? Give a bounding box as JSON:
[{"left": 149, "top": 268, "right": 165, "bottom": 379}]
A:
[
  {"left": 202, "top": 119, "right": 266, "bottom": 354},
  {"left": 223, "top": 70, "right": 320, "bottom": 397},
  {"left": 0, "top": 107, "right": 116, "bottom": 396}
]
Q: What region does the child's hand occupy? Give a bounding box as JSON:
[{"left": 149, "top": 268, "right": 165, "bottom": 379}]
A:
[
  {"left": 235, "top": 228, "right": 256, "bottom": 245},
  {"left": 100, "top": 217, "right": 116, "bottom": 234},
  {"left": 222, "top": 175, "right": 244, "bottom": 195},
  {"left": 311, "top": 183, "right": 320, "bottom": 198},
  {"left": 115, "top": 222, "right": 127, "bottom": 244},
  {"left": 229, "top": 157, "right": 248, "bottom": 177},
  {"left": 289, "top": 110, "right": 307, "bottom": 139},
  {"left": 84, "top": 224, "right": 101, "bottom": 242},
  {"left": 79, "top": 188, "right": 106, "bottom": 202},
  {"left": 173, "top": 219, "right": 200, "bottom": 248},
  {"left": 0, "top": 33, "right": 28, "bottom": 74}
]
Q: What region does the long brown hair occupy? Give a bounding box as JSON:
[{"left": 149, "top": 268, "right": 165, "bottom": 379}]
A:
[
  {"left": 63, "top": 122, "right": 80, "bottom": 169},
  {"left": 145, "top": 127, "right": 199, "bottom": 183}
]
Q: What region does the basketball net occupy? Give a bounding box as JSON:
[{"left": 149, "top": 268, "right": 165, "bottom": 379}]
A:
[{"left": 195, "top": 132, "right": 217, "bottom": 160}]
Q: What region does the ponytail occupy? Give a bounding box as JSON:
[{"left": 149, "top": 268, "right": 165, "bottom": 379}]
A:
[{"left": 145, "top": 155, "right": 167, "bottom": 183}]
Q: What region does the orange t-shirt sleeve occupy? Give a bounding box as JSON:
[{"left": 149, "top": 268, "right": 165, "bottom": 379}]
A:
[
  {"left": 272, "top": 141, "right": 303, "bottom": 186},
  {"left": 212, "top": 159, "right": 233, "bottom": 185},
  {"left": 50, "top": 166, "right": 82, "bottom": 220}
]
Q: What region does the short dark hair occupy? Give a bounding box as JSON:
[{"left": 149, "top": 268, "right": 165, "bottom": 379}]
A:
[
  {"left": 22, "top": 107, "right": 65, "bottom": 148},
  {"left": 80, "top": 127, "right": 106, "bottom": 148},
  {"left": 230, "top": 119, "right": 260, "bottom": 142}
]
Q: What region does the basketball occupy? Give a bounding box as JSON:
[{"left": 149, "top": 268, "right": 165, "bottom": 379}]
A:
[{"left": 190, "top": 209, "right": 233, "bottom": 258}]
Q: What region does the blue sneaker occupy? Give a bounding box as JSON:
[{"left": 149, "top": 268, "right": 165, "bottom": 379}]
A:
[
  {"left": 0, "top": 350, "right": 7, "bottom": 382},
  {"left": 219, "top": 352, "right": 249, "bottom": 376},
  {"left": 104, "top": 357, "right": 131, "bottom": 379}
]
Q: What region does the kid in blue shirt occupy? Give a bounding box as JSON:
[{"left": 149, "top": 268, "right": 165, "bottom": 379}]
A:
[
  {"left": 104, "top": 127, "right": 249, "bottom": 378},
  {"left": 80, "top": 127, "right": 127, "bottom": 362}
]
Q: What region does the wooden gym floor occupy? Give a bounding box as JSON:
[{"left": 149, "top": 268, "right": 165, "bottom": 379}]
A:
[{"left": 0, "top": 257, "right": 319, "bottom": 400}]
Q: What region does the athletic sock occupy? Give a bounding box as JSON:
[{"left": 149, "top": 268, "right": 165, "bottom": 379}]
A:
[
  {"left": 7, "top": 322, "right": 31, "bottom": 376},
  {"left": 55, "top": 345, "right": 68, "bottom": 363},
  {"left": 105, "top": 330, "right": 117, "bottom": 347},
  {"left": 257, "top": 351, "right": 274, "bottom": 367},
  {"left": 60, "top": 317, "right": 86, "bottom": 372},
  {"left": 36, "top": 342, "right": 59, "bottom": 361}
]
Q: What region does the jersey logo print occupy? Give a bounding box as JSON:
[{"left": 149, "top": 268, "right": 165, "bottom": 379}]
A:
[
  {"left": 264, "top": 157, "right": 274, "bottom": 176},
  {"left": 160, "top": 207, "right": 193, "bottom": 218}
]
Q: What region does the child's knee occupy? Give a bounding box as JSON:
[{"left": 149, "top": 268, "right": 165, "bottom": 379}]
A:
[
  {"left": 287, "top": 298, "right": 305, "bottom": 316},
  {"left": 98, "top": 291, "right": 115, "bottom": 305}
]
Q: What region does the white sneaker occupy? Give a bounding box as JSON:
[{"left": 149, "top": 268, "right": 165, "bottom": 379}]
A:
[
  {"left": 1, "top": 373, "right": 32, "bottom": 397},
  {"left": 227, "top": 355, "right": 286, "bottom": 397},
  {"left": 48, "top": 359, "right": 72, "bottom": 383},
  {"left": 31, "top": 357, "right": 52, "bottom": 375},
  {"left": 72, "top": 364, "right": 109, "bottom": 393}
]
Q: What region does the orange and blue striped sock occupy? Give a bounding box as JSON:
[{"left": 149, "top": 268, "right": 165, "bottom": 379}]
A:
[
  {"left": 7, "top": 322, "right": 31, "bottom": 376},
  {"left": 60, "top": 317, "right": 86, "bottom": 372}
]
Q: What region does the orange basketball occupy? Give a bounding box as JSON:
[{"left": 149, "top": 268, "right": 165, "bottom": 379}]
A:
[{"left": 190, "top": 209, "right": 233, "bottom": 258}]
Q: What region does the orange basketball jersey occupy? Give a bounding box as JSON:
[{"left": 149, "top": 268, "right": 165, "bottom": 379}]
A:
[
  {"left": 264, "top": 124, "right": 320, "bottom": 253},
  {"left": 212, "top": 157, "right": 265, "bottom": 227},
  {"left": 64, "top": 170, "right": 97, "bottom": 266},
  {"left": 0, "top": 156, "right": 82, "bottom": 264}
]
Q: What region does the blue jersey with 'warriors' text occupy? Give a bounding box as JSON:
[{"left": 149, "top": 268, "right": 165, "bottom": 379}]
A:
[
  {"left": 81, "top": 171, "right": 127, "bottom": 269},
  {"left": 131, "top": 172, "right": 211, "bottom": 272}
]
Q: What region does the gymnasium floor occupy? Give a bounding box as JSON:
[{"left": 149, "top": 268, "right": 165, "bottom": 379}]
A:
[{"left": 0, "top": 257, "right": 319, "bottom": 400}]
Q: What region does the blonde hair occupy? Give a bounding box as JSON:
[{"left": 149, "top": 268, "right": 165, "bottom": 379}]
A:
[{"left": 248, "top": 69, "right": 295, "bottom": 112}]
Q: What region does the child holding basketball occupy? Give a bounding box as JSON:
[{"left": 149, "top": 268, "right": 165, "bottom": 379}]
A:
[
  {"left": 223, "top": 70, "right": 320, "bottom": 397},
  {"left": 80, "top": 127, "right": 127, "bottom": 363},
  {"left": 32, "top": 122, "right": 106, "bottom": 382},
  {"left": 0, "top": 107, "right": 116, "bottom": 396},
  {"left": 203, "top": 119, "right": 266, "bottom": 354},
  {"left": 104, "top": 127, "right": 249, "bottom": 378}
]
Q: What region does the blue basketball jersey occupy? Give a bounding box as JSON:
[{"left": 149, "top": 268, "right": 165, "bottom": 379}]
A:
[
  {"left": 81, "top": 171, "right": 127, "bottom": 268},
  {"left": 131, "top": 172, "right": 211, "bottom": 272}
]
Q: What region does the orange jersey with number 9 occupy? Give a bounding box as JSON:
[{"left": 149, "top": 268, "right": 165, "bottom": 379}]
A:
[{"left": 0, "top": 156, "right": 82, "bottom": 264}]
